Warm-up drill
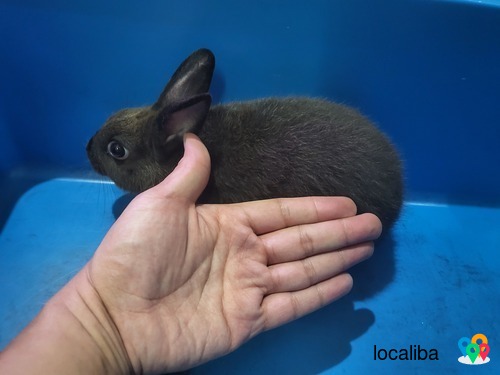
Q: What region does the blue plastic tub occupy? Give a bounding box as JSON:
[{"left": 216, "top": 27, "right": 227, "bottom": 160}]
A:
[{"left": 1, "top": 1, "right": 499, "bottom": 373}]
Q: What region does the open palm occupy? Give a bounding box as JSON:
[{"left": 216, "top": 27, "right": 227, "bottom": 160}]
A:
[{"left": 88, "top": 134, "right": 382, "bottom": 374}]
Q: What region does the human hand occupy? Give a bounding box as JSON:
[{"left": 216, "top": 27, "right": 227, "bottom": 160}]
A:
[
  {"left": 86, "top": 134, "right": 382, "bottom": 373},
  {"left": 0, "top": 134, "right": 382, "bottom": 375}
]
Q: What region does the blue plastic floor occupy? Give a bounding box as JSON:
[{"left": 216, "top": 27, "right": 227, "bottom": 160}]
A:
[{"left": 0, "top": 178, "right": 498, "bottom": 374}]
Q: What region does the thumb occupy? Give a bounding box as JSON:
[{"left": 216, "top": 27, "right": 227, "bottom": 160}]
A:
[{"left": 151, "top": 133, "right": 211, "bottom": 202}]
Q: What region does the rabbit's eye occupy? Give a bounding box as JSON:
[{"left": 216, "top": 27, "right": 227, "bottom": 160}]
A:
[{"left": 107, "top": 141, "right": 129, "bottom": 160}]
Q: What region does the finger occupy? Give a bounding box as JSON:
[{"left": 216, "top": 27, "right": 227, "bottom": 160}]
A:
[
  {"left": 262, "top": 273, "right": 354, "bottom": 331},
  {"left": 151, "top": 133, "right": 211, "bottom": 202},
  {"left": 263, "top": 213, "right": 382, "bottom": 265},
  {"left": 267, "top": 242, "right": 374, "bottom": 294},
  {"left": 230, "top": 196, "right": 357, "bottom": 235}
]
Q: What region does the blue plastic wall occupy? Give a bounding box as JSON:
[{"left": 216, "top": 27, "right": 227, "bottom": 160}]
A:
[{"left": 1, "top": 1, "right": 499, "bottom": 374}]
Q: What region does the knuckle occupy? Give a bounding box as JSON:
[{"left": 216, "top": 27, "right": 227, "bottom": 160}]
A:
[
  {"left": 298, "top": 225, "right": 315, "bottom": 257},
  {"left": 268, "top": 266, "right": 281, "bottom": 294},
  {"left": 301, "top": 258, "right": 318, "bottom": 286},
  {"left": 290, "top": 293, "right": 302, "bottom": 320},
  {"left": 315, "top": 284, "right": 328, "bottom": 307},
  {"left": 335, "top": 248, "right": 348, "bottom": 271},
  {"left": 338, "top": 217, "right": 351, "bottom": 246},
  {"left": 276, "top": 198, "right": 292, "bottom": 226}
]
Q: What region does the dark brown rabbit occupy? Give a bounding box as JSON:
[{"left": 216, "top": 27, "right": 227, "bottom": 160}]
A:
[{"left": 87, "top": 49, "right": 403, "bottom": 227}]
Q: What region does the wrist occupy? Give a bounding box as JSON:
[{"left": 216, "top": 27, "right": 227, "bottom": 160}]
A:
[
  {"left": 0, "top": 267, "right": 133, "bottom": 375},
  {"left": 55, "top": 266, "right": 134, "bottom": 374}
]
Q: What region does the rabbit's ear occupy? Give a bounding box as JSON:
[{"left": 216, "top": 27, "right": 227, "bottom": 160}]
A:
[
  {"left": 153, "top": 49, "right": 215, "bottom": 111},
  {"left": 159, "top": 93, "right": 212, "bottom": 141}
]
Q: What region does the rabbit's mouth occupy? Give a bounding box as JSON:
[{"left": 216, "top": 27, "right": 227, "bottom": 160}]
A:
[
  {"left": 90, "top": 161, "right": 106, "bottom": 175},
  {"left": 88, "top": 158, "right": 106, "bottom": 175},
  {"left": 86, "top": 137, "right": 106, "bottom": 175}
]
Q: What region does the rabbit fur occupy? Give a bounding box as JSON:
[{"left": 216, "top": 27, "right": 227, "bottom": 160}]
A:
[{"left": 87, "top": 49, "right": 403, "bottom": 227}]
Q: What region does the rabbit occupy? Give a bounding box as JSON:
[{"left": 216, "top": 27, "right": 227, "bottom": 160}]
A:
[{"left": 87, "top": 48, "right": 404, "bottom": 227}]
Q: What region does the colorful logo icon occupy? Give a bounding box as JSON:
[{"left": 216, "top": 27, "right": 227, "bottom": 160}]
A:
[{"left": 458, "top": 333, "right": 490, "bottom": 365}]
